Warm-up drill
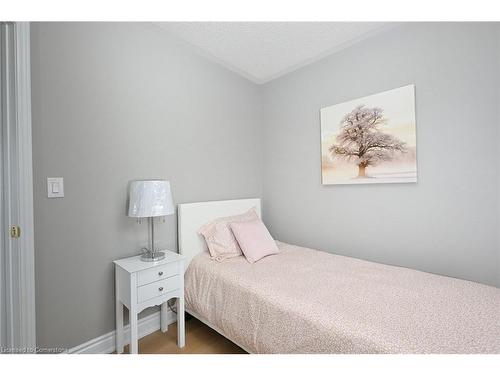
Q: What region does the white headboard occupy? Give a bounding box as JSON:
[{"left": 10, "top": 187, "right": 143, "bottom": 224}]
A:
[{"left": 178, "top": 198, "right": 261, "bottom": 266}]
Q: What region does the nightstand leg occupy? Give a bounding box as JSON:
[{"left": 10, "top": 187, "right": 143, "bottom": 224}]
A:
[
  {"left": 130, "top": 306, "right": 138, "bottom": 354},
  {"left": 161, "top": 302, "right": 169, "bottom": 332},
  {"left": 115, "top": 300, "right": 124, "bottom": 354},
  {"left": 177, "top": 296, "right": 185, "bottom": 348}
]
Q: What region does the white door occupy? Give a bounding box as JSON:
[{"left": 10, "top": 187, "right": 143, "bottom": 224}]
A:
[{"left": 0, "top": 22, "right": 36, "bottom": 352}]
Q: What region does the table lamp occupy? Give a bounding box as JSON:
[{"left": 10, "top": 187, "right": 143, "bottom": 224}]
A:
[{"left": 128, "top": 179, "right": 174, "bottom": 262}]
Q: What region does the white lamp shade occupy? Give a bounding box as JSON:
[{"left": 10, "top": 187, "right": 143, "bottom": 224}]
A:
[{"left": 128, "top": 180, "right": 174, "bottom": 218}]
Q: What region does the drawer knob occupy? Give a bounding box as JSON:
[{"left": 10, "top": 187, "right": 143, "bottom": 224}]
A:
[
  {"left": 158, "top": 271, "right": 163, "bottom": 276},
  {"left": 158, "top": 287, "right": 164, "bottom": 292}
]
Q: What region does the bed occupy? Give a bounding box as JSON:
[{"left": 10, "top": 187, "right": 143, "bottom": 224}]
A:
[{"left": 178, "top": 198, "right": 500, "bottom": 354}]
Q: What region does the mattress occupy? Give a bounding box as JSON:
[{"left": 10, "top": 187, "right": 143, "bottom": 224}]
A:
[{"left": 184, "top": 241, "right": 500, "bottom": 353}]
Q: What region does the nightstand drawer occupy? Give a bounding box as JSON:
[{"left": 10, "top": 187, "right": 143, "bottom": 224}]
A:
[
  {"left": 137, "top": 275, "right": 180, "bottom": 303},
  {"left": 137, "top": 262, "right": 179, "bottom": 286}
]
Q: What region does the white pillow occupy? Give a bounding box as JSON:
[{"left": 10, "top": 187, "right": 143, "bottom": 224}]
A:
[{"left": 198, "top": 208, "right": 259, "bottom": 261}]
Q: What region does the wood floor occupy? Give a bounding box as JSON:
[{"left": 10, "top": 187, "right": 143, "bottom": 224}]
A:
[{"left": 122, "top": 316, "right": 246, "bottom": 354}]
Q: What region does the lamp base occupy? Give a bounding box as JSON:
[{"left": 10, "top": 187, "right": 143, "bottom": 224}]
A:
[{"left": 140, "top": 251, "right": 166, "bottom": 262}]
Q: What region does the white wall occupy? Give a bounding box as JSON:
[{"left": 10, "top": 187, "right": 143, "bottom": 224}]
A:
[
  {"left": 261, "top": 23, "right": 500, "bottom": 287},
  {"left": 30, "top": 22, "right": 263, "bottom": 349}
]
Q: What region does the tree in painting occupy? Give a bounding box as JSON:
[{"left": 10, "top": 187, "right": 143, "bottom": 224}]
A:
[{"left": 329, "top": 105, "right": 407, "bottom": 178}]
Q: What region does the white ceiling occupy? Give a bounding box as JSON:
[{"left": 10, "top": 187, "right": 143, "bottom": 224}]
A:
[{"left": 155, "top": 22, "right": 395, "bottom": 84}]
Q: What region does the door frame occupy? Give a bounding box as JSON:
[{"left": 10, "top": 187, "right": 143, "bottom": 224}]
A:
[
  {"left": 0, "top": 21, "right": 36, "bottom": 351},
  {"left": 15, "top": 21, "right": 36, "bottom": 350}
]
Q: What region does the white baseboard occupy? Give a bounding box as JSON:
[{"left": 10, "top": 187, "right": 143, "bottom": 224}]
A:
[{"left": 67, "top": 310, "right": 177, "bottom": 354}]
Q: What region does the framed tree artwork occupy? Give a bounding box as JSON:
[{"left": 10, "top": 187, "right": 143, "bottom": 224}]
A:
[{"left": 320, "top": 84, "right": 417, "bottom": 185}]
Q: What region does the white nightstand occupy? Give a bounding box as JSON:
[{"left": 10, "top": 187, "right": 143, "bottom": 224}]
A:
[{"left": 114, "top": 250, "right": 185, "bottom": 354}]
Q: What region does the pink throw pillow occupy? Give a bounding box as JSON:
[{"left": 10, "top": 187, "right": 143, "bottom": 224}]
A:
[
  {"left": 198, "top": 208, "right": 259, "bottom": 261},
  {"left": 230, "top": 219, "right": 279, "bottom": 263}
]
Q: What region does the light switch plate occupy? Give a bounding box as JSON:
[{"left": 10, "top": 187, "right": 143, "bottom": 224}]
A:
[{"left": 47, "top": 177, "right": 64, "bottom": 198}]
